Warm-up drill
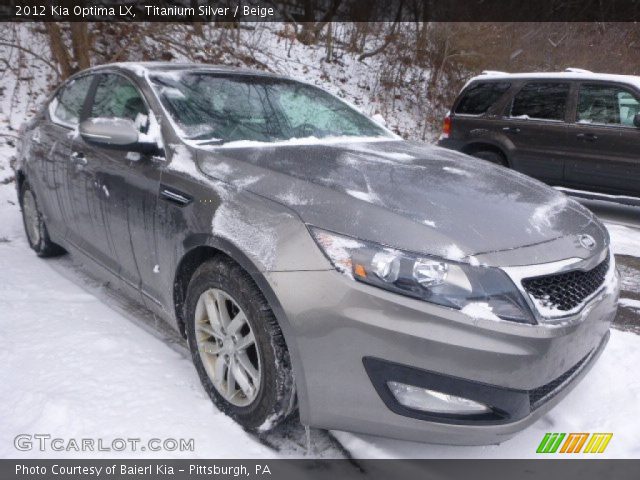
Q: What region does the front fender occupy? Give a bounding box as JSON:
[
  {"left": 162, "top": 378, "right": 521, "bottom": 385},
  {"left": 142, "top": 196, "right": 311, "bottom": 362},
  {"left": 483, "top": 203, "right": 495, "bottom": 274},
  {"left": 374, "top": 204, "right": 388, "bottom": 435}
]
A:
[{"left": 179, "top": 232, "right": 314, "bottom": 423}]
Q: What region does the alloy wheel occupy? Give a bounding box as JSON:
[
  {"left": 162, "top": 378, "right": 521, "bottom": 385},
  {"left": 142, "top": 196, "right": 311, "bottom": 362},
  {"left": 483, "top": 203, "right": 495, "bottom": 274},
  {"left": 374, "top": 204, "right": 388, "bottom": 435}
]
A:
[
  {"left": 22, "top": 189, "right": 41, "bottom": 247},
  {"left": 194, "top": 288, "right": 261, "bottom": 407}
]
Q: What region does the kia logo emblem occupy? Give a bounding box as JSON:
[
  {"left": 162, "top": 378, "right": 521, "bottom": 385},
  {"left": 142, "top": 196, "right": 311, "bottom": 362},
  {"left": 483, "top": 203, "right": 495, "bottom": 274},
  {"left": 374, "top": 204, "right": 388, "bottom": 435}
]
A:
[{"left": 578, "top": 234, "right": 597, "bottom": 250}]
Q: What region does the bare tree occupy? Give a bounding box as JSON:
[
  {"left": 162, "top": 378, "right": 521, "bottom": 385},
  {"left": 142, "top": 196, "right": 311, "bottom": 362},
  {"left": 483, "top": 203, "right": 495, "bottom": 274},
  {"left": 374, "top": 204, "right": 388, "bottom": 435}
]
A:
[
  {"left": 297, "top": 0, "right": 343, "bottom": 44},
  {"left": 45, "top": 23, "right": 73, "bottom": 79},
  {"left": 42, "top": 23, "right": 93, "bottom": 80}
]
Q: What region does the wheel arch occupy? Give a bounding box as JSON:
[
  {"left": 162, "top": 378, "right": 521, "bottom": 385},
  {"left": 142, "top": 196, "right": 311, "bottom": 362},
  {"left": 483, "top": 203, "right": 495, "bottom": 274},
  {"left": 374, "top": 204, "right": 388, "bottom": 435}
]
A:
[
  {"left": 461, "top": 142, "right": 511, "bottom": 167},
  {"left": 173, "top": 234, "right": 309, "bottom": 420}
]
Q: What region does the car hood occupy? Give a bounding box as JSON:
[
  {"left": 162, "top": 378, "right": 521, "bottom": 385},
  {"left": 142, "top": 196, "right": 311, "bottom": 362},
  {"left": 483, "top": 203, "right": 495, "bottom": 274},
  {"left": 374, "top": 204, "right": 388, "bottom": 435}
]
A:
[{"left": 195, "top": 139, "right": 607, "bottom": 262}]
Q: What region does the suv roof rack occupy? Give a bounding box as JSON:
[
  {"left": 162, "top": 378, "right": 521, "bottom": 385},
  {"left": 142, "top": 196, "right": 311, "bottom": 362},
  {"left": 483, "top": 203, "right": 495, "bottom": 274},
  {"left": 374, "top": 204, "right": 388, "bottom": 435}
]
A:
[
  {"left": 565, "top": 68, "right": 592, "bottom": 73},
  {"left": 481, "top": 70, "right": 508, "bottom": 76}
]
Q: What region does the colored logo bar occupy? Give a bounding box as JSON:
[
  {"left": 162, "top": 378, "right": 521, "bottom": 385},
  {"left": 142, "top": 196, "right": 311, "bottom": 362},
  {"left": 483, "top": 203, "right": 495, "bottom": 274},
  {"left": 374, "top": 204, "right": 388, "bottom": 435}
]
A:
[{"left": 537, "top": 433, "right": 612, "bottom": 454}]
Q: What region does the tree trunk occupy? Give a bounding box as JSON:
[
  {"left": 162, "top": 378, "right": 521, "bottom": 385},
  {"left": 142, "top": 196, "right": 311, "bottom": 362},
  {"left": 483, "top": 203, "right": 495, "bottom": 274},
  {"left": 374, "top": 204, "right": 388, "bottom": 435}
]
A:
[
  {"left": 325, "top": 22, "right": 333, "bottom": 62},
  {"left": 45, "top": 23, "right": 73, "bottom": 80},
  {"left": 70, "top": 23, "right": 91, "bottom": 72}
]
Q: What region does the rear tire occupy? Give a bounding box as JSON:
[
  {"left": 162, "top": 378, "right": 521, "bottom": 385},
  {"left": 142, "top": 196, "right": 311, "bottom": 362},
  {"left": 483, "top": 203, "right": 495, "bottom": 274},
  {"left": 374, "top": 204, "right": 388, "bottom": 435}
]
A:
[
  {"left": 19, "top": 181, "right": 65, "bottom": 257},
  {"left": 184, "top": 256, "right": 295, "bottom": 431},
  {"left": 471, "top": 150, "right": 508, "bottom": 167}
]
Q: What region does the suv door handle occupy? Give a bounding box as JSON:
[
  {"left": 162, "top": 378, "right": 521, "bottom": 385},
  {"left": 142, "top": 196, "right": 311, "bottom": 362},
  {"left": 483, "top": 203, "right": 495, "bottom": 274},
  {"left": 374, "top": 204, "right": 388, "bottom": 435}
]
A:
[
  {"left": 576, "top": 133, "right": 598, "bottom": 142},
  {"left": 502, "top": 126, "right": 521, "bottom": 133},
  {"left": 70, "top": 151, "right": 87, "bottom": 166}
]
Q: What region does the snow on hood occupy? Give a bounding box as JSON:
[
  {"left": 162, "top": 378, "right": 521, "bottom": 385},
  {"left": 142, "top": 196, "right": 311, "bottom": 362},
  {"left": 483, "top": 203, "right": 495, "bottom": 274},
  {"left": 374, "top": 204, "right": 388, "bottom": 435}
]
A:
[{"left": 194, "top": 140, "right": 606, "bottom": 261}]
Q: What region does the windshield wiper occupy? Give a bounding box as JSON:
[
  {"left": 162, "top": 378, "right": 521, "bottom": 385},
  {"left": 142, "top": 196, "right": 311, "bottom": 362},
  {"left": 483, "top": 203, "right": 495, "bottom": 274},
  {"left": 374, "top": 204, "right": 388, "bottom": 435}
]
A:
[
  {"left": 184, "top": 130, "right": 225, "bottom": 144},
  {"left": 192, "top": 138, "right": 226, "bottom": 145}
]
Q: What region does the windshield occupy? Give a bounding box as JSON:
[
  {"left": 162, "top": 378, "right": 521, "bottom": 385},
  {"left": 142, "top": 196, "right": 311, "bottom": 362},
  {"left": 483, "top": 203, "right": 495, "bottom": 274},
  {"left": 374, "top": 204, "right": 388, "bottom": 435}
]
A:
[{"left": 149, "top": 72, "right": 391, "bottom": 144}]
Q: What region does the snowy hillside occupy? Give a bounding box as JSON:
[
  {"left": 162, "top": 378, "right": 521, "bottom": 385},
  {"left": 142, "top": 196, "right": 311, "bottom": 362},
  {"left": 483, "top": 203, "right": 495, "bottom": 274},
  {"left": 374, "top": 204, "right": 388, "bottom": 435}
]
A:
[{"left": 0, "top": 23, "right": 441, "bottom": 148}]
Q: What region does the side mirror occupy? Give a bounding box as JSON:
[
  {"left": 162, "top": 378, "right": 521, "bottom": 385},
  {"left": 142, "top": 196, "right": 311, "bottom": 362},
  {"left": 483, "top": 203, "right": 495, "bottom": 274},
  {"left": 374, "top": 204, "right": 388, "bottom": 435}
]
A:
[
  {"left": 633, "top": 113, "right": 640, "bottom": 128},
  {"left": 79, "top": 118, "right": 160, "bottom": 155}
]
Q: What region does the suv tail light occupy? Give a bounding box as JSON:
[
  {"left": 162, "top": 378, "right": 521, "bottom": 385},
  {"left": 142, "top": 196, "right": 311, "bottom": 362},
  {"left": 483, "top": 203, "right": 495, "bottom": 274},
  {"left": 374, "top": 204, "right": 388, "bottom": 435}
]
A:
[{"left": 441, "top": 115, "right": 452, "bottom": 139}]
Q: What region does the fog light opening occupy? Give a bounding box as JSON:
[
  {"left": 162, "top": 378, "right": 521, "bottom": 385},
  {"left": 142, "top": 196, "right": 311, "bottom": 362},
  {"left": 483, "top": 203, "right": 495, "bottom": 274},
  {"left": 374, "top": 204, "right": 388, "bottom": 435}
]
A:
[{"left": 387, "top": 381, "right": 490, "bottom": 414}]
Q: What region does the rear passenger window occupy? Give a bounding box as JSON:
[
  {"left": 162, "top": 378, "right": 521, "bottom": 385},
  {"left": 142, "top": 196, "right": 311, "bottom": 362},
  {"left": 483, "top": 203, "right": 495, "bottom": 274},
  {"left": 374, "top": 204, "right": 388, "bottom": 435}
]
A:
[
  {"left": 510, "top": 82, "right": 570, "bottom": 121},
  {"left": 455, "top": 82, "right": 510, "bottom": 115},
  {"left": 577, "top": 84, "right": 640, "bottom": 126},
  {"left": 50, "top": 76, "right": 93, "bottom": 127}
]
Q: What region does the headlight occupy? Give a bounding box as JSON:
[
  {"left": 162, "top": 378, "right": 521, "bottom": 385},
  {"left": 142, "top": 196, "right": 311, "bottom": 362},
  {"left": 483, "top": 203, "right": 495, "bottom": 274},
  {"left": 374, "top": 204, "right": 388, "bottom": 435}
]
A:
[{"left": 310, "top": 227, "right": 534, "bottom": 324}]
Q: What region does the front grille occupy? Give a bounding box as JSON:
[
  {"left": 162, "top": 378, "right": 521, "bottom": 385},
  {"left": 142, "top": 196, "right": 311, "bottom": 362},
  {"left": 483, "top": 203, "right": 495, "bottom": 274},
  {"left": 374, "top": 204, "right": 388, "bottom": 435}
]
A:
[
  {"left": 522, "top": 257, "right": 609, "bottom": 313},
  {"left": 529, "top": 353, "right": 590, "bottom": 409}
]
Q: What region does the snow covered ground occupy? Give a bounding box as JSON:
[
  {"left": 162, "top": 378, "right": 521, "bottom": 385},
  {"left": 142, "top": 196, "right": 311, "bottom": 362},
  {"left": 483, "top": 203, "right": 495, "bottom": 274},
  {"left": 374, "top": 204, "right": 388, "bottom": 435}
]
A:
[{"left": 0, "top": 183, "right": 279, "bottom": 459}]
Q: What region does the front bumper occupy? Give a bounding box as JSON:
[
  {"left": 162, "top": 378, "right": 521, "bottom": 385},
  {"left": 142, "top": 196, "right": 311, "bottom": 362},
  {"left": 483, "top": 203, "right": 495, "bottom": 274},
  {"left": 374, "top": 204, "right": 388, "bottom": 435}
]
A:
[
  {"left": 362, "top": 333, "right": 607, "bottom": 427},
  {"left": 266, "top": 263, "right": 619, "bottom": 445}
]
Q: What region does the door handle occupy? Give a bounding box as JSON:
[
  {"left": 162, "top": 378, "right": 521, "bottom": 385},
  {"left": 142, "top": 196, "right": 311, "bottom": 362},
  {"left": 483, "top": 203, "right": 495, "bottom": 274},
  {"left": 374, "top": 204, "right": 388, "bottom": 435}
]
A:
[
  {"left": 502, "top": 126, "right": 521, "bottom": 133},
  {"left": 70, "top": 151, "right": 87, "bottom": 166},
  {"left": 576, "top": 133, "right": 598, "bottom": 142}
]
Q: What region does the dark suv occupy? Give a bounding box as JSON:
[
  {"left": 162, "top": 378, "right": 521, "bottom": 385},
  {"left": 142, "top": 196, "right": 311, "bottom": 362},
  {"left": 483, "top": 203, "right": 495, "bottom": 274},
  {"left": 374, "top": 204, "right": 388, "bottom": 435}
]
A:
[{"left": 438, "top": 69, "right": 640, "bottom": 197}]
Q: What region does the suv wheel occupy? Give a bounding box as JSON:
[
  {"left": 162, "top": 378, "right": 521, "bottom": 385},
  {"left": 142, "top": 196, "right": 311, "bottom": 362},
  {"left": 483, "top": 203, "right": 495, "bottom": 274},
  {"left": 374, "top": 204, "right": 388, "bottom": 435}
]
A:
[
  {"left": 472, "top": 150, "right": 507, "bottom": 167},
  {"left": 184, "top": 256, "right": 295, "bottom": 431},
  {"left": 20, "top": 181, "right": 65, "bottom": 257}
]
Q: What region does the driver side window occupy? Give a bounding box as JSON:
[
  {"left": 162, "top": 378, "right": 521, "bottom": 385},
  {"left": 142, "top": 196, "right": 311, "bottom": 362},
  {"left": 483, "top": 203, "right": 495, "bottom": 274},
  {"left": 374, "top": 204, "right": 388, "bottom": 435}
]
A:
[
  {"left": 50, "top": 75, "right": 93, "bottom": 127},
  {"left": 90, "top": 74, "right": 149, "bottom": 132}
]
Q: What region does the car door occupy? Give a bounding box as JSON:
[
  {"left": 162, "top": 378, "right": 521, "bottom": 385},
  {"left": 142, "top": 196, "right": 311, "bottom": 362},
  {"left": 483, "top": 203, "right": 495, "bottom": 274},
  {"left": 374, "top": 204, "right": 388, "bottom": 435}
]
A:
[
  {"left": 35, "top": 75, "right": 94, "bottom": 245},
  {"left": 565, "top": 82, "right": 640, "bottom": 196},
  {"left": 492, "top": 81, "right": 573, "bottom": 183},
  {"left": 77, "top": 71, "right": 164, "bottom": 296}
]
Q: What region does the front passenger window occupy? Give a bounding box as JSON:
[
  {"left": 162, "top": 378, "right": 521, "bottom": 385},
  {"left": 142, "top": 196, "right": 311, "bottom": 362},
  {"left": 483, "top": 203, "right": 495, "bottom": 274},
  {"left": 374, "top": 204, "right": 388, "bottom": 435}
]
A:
[
  {"left": 91, "top": 74, "right": 149, "bottom": 131},
  {"left": 577, "top": 84, "right": 640, "bottom": 126}
]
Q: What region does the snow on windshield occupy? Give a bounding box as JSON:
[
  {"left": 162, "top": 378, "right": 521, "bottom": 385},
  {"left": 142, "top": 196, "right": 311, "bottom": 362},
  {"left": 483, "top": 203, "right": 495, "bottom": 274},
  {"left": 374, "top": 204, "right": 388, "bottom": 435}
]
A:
[{"left": 148, "top": 71, "right": 393, "bottom": 145}]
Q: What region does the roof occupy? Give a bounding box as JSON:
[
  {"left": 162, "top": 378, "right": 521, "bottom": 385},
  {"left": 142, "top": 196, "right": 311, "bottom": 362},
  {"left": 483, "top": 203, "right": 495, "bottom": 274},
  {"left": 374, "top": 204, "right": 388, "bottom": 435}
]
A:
[
  {"left": 95, "top": 61, "right": 284, "bottom": 79},
  {"left": 466, "top": 70, "right": 640, "bottom": 90}
]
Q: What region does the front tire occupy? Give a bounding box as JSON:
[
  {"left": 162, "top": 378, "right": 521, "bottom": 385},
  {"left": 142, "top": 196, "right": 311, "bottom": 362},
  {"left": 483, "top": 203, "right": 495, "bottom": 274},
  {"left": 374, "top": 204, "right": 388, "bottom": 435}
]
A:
[
  {"left": 184, "top": 256, "right": 295, "bottom": 431},
  {"left": 19, "top": 181, "right": 65, "bottom": 257}
]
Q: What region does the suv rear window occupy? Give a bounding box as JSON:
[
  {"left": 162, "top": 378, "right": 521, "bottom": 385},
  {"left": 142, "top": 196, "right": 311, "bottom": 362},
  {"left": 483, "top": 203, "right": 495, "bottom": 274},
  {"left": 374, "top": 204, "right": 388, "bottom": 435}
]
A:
[
  {"left": 510, "top": 82, "right": 570, "bottom": 121},
  {"left": 455, "top": 82, "right": 510, "bottom": 115}
]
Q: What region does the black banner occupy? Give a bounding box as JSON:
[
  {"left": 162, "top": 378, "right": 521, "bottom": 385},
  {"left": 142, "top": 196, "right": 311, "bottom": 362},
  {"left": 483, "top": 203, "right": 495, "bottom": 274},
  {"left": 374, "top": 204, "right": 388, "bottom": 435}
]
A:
[
  {"left": 3, "top": 460, "right": 640, "bottom": 480},
  {"left": 2, "top": 0, "right": 640, "bottom": 22}
]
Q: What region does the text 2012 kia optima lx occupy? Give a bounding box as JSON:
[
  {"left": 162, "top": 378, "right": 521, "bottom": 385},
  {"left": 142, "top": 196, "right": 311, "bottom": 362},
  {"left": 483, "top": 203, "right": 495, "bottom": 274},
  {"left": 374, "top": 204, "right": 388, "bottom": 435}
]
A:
[{"left": 16, "top": 63, "right": 619, "bottom": 445}]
